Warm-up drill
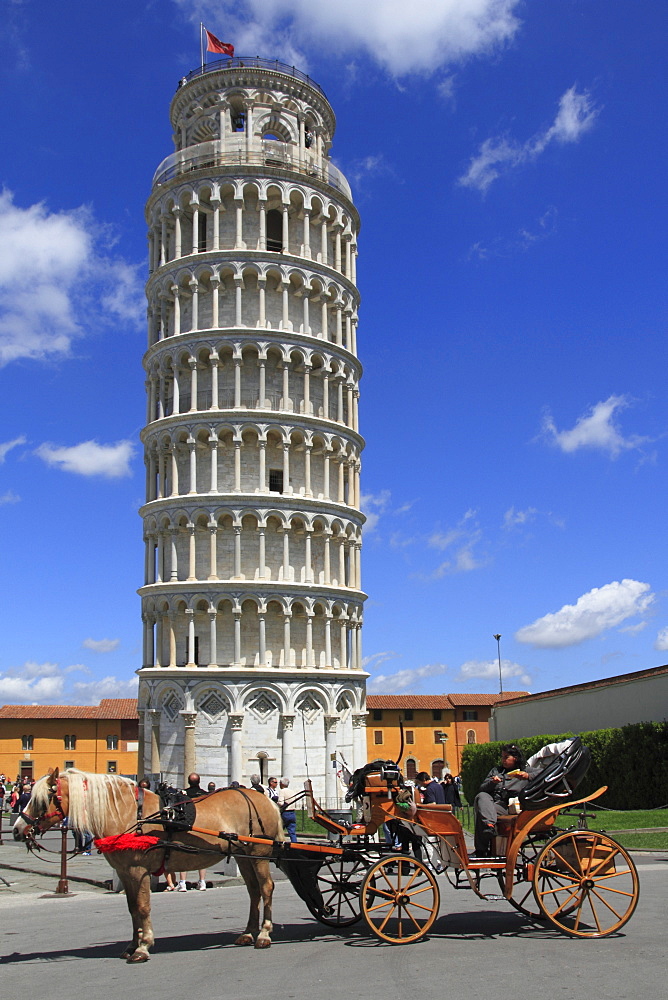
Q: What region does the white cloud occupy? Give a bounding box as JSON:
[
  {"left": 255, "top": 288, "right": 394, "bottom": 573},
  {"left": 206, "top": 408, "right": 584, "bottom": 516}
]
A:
[
  {"left": 362, "top": 650, "right": 399, "bottom": 671},
  {"left": 35, "top": 439, "right": 134, "bottom": 478},
  {"left": 361, "top": 489, "right": 391, "bottom": 532},
  {"left": 516, "top": 579, "right": 654, "bottom": 649},
  {"left": 654, "top": 627, "right": 668, "bottom": 652},
  {"left": 0, "top": 189, "right": 144, "bottom": 366},
  {"left": 0, "top": 435, "right": 26, "bottom": 462},
  {"left": 0, "top": 490, "right": 20, "bottom": 505},
  {"left": 427, "top": 509, "right": 486, "bottom": 577},
  {"left": 503, "top": 506, "right": 538, "bottom": 529},
  {"left": 0, "top": 661, "right": 65, "bottom": 703},
  {"left": 542, "top": 395, "right": 647, "bottom": 458},
  {"left": 459, "top": 86, "right": 599, "bottom": 192},
  {"left": 70, "top": 675, "right": 138, "bottom": 705},
  {"left": 367, "top": 662, "right": 449, "bottom": 694},
  {"left": 82, "top": 638, "right": 121, "bottom": 654},
  {"left": 458, "top": 658, "right": 532, "bottom": 688},
  {"left": 177, "top": 1, "right": 523, "bottom": 77}
]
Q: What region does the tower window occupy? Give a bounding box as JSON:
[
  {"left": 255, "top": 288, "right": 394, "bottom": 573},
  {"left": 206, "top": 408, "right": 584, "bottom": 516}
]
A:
[
  {"left": 266, "top": 209, "right": 283, "bottom": 253},
  {"left": 198, "top": 213, "right": 207, "bottom": 252},
  {"left": 231, "top": 112, "right": 245, "bottom": 132},
  {"left": 269, "top": 469, "right": 284, "bottom": 493}
]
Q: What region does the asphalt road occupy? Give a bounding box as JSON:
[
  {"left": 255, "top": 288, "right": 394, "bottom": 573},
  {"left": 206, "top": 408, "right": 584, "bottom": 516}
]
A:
[{"left": 1, "top": 841, "right": 666, "bottom": 1000}]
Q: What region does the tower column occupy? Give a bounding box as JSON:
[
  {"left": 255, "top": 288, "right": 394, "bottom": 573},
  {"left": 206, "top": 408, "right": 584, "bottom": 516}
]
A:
[
  {"left": 181, "top": 711, "right": 198, "bottom": 780},
  {"left": 281, "top": 715, "right": 295, "bottom": 777},
  {"left": 230, "top": 715, "right": 244, "bottom": 782},
  {"left": 149, "top": 710, "right": 161, "bottom": 775}
]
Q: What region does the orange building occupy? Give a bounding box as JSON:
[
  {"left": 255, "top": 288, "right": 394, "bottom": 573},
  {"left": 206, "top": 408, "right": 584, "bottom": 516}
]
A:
[
  {"left": 366, "top": 693, "right": 527, "bottom": 777},
  {"left": 0, "top": 699, "right": 139, "bottom": 781}
]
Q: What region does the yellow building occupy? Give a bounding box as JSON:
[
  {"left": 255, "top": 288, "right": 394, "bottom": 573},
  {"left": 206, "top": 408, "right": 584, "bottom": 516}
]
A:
[
  {"left": 0, "top": 699, "right": 139, "bottom": 780},
  {"left": 366, "top": 693, "right": 527, "bottom": 777}
]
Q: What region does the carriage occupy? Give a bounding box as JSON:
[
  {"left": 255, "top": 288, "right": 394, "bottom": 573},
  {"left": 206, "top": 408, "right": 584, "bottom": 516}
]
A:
[
  {"left": 16, "top": 737, "right": 640, "bottom": 961},
  {"left": 282, "top": 737, "right": 639, "bottom": 942}
]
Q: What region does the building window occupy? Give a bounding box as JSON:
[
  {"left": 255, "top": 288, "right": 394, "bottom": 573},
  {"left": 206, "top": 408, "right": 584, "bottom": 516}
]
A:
[
  {"left": 64, "top": 735, "right": 76, "bottom": 751},
  {"left": 374, "top": 730, "right": 383, "bottom": 745},
  {"left": 404, "top": 709, "right": 413, "bottom": 721},
  {"left": 405, "top": 758, "right": 417, "bottom": 780},
  {"left": 432, "top": 710, "right": 442, "bottom": 721},
  {"left": 463, "top": 710, "right": 478, "bottom": 721},
  {"left": 197, "top": 212, "right": 207, "bottom": 252},
  {"left": 467, "top": 729, "right": 477, "bottom": 744},
  {"left": 434, "top": 730, "right": 446, "bottom": 744},
  {"left": 432, "top": 759, "right": 444, "bottom": 779},
  {"left": 266, "top": 209, "right": 283, "bottom": 252},
  {"left": 405, "top": 731, "right": 414, "bottom": 744},
  {"left": 107, "top": 761, "right": 117, "bottom": 773},
  {"left": 269, "top": 468, "right": 284, "bottom": 493},
  {"left": 372, "top": 709, "right": 383, "bottom": 721},
  {"left": 106, "top": 735, "right": 119, "bottom": 751},
  {"left": 64, "top": 760, "right": 74, "bottom": 770},
  {"left": 21, "top": 735, "right": 34, "bottom": 751}
]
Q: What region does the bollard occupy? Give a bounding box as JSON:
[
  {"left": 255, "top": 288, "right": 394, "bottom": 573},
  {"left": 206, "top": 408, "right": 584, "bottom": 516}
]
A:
[{"left": 54, "top": 825, "right": 69, "bottom": 895}]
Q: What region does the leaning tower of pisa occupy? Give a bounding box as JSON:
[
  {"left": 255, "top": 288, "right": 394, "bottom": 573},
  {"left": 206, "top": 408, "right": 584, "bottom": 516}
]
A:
[{"left": 136, "top": 57, "right": 367, "bottom": 803}]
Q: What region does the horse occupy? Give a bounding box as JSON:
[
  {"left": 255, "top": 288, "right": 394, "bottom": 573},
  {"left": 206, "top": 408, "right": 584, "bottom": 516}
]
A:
[{"left": 14, "top": 767, "right": 286, "bottom": 962}]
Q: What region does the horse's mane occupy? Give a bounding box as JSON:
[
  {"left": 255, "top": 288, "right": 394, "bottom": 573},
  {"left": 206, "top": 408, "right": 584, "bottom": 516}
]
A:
[{"left": 34, "top": 769, "right": 136, "bottom": 837}]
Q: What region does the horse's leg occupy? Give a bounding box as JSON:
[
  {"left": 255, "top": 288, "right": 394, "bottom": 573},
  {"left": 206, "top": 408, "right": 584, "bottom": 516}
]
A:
[
  {"left": 113, "top": 862, "right": 155, "bottom": 963},
  {"left": 253, "top": 858, "right": 275, "bottom": 949},
  {"left": 234, "top": 855, "right": 261, "bottom": 946}
]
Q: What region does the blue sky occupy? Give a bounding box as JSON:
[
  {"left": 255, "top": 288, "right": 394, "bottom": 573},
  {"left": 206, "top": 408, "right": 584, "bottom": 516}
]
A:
[{"left": 1, "top": 0, "right": 667, "bottom": 704}]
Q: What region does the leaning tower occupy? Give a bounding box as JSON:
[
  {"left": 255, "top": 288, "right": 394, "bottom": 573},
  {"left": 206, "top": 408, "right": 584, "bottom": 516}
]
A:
[{"left": 136, "top": 57, "right": 367, "bottom": 804}]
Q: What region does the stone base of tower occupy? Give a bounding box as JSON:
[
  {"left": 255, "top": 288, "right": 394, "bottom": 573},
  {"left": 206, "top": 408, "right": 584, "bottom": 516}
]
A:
[{"left": 137, "top": 667, "right": 367, "bottom": 808}]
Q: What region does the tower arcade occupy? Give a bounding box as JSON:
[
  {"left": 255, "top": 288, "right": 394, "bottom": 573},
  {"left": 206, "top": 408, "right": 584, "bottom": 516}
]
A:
[{"left": 136, "top": 58, "right": 367, "bottom": 803}]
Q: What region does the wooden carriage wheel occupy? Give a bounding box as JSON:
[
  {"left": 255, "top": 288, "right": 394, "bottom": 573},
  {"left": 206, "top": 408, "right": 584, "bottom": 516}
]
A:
[
  {"left": 532, "top": 830, "right": 639, "bottom": 938},
  {"left": 304, "top": 855, "right": 368, "bottom": 927},
  {"left": 502, "top": 832, "right": 558, "bottom": 920},
  {"left": 361, "top": 856, "right": 440, "bottom": 944}
]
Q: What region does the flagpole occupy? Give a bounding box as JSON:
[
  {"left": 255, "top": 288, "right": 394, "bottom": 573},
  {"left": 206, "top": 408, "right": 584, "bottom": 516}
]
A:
[{"left": 200, "top": 22, "right": 205, "bottom": 72}]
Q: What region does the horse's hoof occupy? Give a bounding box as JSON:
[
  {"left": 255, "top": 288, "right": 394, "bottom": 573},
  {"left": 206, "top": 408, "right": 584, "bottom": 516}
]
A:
[
  {"left": 254, "top": 937, "right": 272, "bottom": 949},
  {"left": 120, "top": 950, "right": 132, "bottom": 960},
  {"left": 234, "top": 933, "right": 255, "bottom": 946},
  {"left": 126, "top": 952, "right": 150, "bottom": 963}
]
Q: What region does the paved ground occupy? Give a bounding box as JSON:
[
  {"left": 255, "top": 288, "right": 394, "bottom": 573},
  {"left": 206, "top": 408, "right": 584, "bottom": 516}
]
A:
[{"left": 1, "top": 814, "right": 666, "bottom": 1000}]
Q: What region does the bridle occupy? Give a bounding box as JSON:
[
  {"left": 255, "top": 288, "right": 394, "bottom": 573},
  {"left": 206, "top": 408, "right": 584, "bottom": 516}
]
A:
[{"left": 20, "top": 776, "right": 66, "bottom": 840}]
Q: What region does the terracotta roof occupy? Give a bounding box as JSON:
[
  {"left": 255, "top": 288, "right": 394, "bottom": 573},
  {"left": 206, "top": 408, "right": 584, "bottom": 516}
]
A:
[
  {"left": 0, "top": 699, "right": 139, "bottom": 720},
  {"left": 0, "top": 705, "right": 97, "bottom": 719},
  {"left": 495, "top": 665, "right": 668, "bottom": 707},
  {"left": 448, "top": 692, "right": 528, "bottom": 707},
  {"left": 96, "top": 699, "right": 139, "bottom": 720},
  {"left": 367, "top": 695, "right": 454, "bottom": 709}
]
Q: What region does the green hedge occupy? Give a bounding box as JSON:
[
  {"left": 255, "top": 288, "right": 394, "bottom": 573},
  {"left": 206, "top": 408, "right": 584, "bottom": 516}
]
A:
[{"left": 460, "top": 721, "right": 668, "bottom": 810}]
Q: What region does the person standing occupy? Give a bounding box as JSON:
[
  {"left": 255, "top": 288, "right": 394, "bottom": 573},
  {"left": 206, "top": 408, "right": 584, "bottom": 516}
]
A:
[
  {"left": 266, "top": 776, "right": 279, "bottom": 803},
  {"left": 441, "top": 774, "right": 462, "bottom": 812},
  {"left": 415, "top": 771, "right": 446, "bottom": 804},
  {"left": 177, "top": 773, "right": 208, "bottom": 891},
  {"left": 277, "top": 778, "right": 298, "bottom": 842}
]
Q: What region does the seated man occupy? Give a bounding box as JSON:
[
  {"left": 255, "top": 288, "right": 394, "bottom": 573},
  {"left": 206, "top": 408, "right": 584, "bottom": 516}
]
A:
[{"left": 473, "top": 743, "right": 539, "bottom": 856}]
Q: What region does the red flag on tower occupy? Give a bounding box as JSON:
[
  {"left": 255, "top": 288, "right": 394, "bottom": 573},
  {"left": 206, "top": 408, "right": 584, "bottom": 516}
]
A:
[{"left": 205, "top": 29, "right": 234, "bottom": 56}]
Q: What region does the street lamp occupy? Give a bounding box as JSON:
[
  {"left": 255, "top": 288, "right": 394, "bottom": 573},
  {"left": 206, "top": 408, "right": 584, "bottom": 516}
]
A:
[
  {"left": 437, "top": 731, "right": 449, "bottom": 772},
  {"left": 493, "top": 633, "right": 503, "bottom": 696}
]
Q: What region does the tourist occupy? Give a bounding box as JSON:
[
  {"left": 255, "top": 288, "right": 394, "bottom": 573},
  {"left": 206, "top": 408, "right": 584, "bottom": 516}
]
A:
[{"left": 177, "top": 773, "right": 208, "bottom": 891}]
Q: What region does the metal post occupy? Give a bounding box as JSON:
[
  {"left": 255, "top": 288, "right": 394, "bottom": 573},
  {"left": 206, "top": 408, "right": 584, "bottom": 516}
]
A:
[
  {"left": 55, "top": 825, "right": 69, "bottom": 895},
  {"left": 493, "top": 633, "right": 503, "bottom": 695}
]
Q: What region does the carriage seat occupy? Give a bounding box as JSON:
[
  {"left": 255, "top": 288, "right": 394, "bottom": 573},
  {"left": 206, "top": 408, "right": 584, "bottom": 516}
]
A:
[
  {"left": 416, "top": 803, "right": 453, "bottom": 813},
  {"left": 519, "top": 737, "right": 591, "bottom": 808}
]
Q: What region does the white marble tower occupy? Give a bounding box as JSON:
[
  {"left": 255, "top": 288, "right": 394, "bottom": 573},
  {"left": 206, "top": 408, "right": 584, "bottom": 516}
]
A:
[{"left": 136, "top": 57, "right": 367, "bottom": 804}]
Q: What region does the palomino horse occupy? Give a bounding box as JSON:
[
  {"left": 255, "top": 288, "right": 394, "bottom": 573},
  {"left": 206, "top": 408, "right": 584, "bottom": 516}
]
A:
[{"left": 15, "top": 767, "right": 286, "bottom": 962}]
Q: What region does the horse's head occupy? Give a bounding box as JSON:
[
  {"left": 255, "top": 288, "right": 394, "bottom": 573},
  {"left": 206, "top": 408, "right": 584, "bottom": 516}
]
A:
[{"left": 14, "top": 767, "right": 69, "bottom": 846}]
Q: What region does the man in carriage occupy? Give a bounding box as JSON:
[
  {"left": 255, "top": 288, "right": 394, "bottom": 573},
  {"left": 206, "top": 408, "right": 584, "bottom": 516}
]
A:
[{"left": 472, "top": 743, "right": 540, "bottom": 856}]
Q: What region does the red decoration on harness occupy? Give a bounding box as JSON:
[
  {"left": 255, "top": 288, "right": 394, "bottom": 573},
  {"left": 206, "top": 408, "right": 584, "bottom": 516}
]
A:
[{"left": 95, "top": 833, "right": 161, "bottom": 853}]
